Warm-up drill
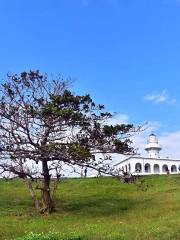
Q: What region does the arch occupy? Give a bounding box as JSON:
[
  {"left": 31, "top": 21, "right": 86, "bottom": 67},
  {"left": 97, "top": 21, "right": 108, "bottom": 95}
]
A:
[
  {"left": 135, "top": 163, "right": 142, "bottom": 173},
  {"left": 128, "top": 164, "right": 131, "bottom": 172},
  {"left": 162, "top": 164, "right": 168, "bottom": 173},
  {"left": 144, "top": 163, "right": 151, "bottom": 173},
  {"left": 153, "top": 164, "right": 160, "bottom": 173},
  {"left": 171, "top": 165, "right": 177, "bottom": 173}
]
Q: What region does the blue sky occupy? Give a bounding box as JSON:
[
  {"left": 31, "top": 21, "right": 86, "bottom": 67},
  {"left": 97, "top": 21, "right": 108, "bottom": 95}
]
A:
[{"left": 1, "top": 0, "right": 180, "bottom": 154}]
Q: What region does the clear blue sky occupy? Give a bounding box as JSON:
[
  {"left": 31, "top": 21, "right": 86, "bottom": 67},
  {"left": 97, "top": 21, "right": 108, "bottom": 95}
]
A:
[{"left": 0, "top": 0, "right": 180, "bottom": 134}]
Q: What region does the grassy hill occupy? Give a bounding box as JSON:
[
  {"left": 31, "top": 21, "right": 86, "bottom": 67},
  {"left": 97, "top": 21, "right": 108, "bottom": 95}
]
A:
[{"left": 1, "top": 175, "right": 180, "bottom": 240}]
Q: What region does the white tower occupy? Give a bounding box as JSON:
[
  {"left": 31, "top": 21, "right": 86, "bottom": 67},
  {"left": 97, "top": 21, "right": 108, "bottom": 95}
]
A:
[{"left": 145, "top": 133, "right": 162, "bottom": 158}]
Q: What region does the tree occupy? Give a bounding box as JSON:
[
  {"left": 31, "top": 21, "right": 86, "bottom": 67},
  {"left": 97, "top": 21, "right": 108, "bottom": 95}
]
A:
[{"left": 0, "top": 70, "right": 138, "bottom": 214}]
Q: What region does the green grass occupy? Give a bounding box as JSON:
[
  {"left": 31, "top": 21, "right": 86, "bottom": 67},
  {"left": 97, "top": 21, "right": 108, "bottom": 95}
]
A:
[{"left": 1, "top": 176, "right": 180, "bottom": 240}]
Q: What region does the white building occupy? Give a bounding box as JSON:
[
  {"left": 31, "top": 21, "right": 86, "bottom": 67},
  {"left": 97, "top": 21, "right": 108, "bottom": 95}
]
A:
[{"left": 115, "top": 133, "right": 180, "bottom": 175}]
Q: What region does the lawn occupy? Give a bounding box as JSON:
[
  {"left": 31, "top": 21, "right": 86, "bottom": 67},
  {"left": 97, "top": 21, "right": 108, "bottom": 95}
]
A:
[{"left": 1, "top": 175, "right": 180, "bottom": 240}]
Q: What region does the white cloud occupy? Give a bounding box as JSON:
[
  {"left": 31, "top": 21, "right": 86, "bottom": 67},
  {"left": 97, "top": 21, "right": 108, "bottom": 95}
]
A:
[
  {"left": 159, "top": 131, "right": 180, "bottom": 159},
  {"left": 62, "top": 114, "right": 180, "bottom": 176},
  {"left": 131, "top": 123, "right": 180, "bottom": 160},
  {"left": 144, "top": 90, "right": 168, "bottom": 103},
  {"left": 144, "top": 90, "right": 176, "bottom": 105},
  {"left": 107, "top": 116, "right": 180, "bottom": 160},
  {"left": 107, "top": 113, "right": 129, "bottom": 125},
  {"left": 132, "top": 121, "right": 161, "bottom": 154}
]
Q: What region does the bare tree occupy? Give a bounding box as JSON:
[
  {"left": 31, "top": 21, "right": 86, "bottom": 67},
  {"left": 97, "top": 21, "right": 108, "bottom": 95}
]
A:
[{"left": 0, "top": 70, "right": 139, "bottom": 214}]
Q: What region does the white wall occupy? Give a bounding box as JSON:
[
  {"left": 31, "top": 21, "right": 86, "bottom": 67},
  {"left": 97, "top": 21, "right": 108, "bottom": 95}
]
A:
[{"left": 115, "top": 157, "right": 180, "bottom": 175}]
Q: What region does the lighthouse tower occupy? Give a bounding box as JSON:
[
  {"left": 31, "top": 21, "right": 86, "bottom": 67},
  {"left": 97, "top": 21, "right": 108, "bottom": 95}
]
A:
[{"left": 145, "top": 133, "right": 162, "bottom": 158}]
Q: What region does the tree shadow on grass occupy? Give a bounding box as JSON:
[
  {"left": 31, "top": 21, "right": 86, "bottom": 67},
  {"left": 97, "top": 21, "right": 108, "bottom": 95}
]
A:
[{"left": 59, "top": 196, "right": 155, "bottom": 217}]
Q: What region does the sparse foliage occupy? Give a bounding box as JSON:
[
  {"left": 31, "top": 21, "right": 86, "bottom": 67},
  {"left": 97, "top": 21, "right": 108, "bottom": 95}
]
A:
[{"left": 0, "top": 70, "right": 139, "bottom": 213}]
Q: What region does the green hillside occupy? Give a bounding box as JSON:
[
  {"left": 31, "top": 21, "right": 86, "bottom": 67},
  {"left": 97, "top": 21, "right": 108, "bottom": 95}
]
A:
[{"left": 1, "top": 176, "right": 180, "bottom": 240}]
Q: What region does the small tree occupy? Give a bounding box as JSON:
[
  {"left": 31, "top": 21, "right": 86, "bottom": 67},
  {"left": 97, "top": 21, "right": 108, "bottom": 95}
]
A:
[{"left": 0, "top": 71, "right": 138, "bottom": 214}]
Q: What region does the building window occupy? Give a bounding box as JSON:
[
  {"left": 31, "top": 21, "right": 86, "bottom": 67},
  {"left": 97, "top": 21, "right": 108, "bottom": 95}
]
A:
[
  {"left": 153, "top": 164, "right": 160, "bottom": 173},
  {"left": 144, "top": 163, "right": 151, "bottom": 173},
  {"left": 171, "top": 165, "right": 177, "bottom": 173},
  {"left": 135, "top": 163, "right": 142, "bottom": 173}
]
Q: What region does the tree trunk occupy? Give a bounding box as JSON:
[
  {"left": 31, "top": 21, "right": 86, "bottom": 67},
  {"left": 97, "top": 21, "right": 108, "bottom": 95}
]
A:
[
  {"left": 25, "top": 179, "right": 40, "bottom": 212},
  {"left": 41, "top": 159, "right": 54, "bottom": 214}
]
